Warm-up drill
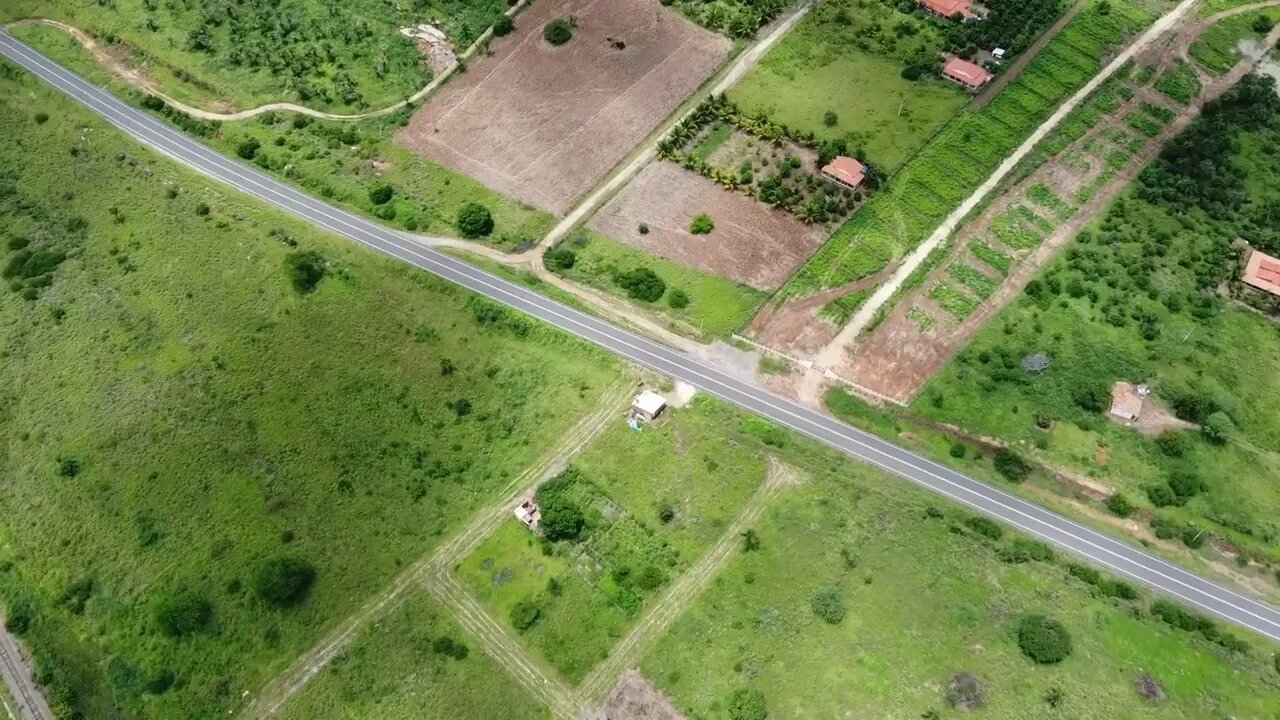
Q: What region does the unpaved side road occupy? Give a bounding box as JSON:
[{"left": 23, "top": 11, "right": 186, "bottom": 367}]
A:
[
  {"left": 241, "top": 383, "right": 631, "bottom": 719},
  {"left": 812, "top": 0, "right": 1202, "bottom": 368},
  {"left": 0, "top": 625, "right": 50, "bottom": 720}
]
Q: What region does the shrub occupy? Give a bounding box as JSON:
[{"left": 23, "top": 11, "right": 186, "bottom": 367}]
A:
[
  {"left": 431, "top": 635, "right": 469, "bottom": 660},
  {"left": 236, "top": 137, "right": 261, "bottom": 160},
  {"left": 1106, "top": 493, "right": 1133, "bottom": 518},
  {"left": 1150, "top": 515, "right": 1178, "bottom": 540},
  {"left": 284, "top": 250, "right": 326, "bottom": 294},
  {"left": 616, "top": 267, "right": 666, "bottom": 302},
  {"left": 993, "top": 448, "right": 1031, "bottom": 483},
  {"left": 368, "top": 183, "right": 394, "bottom": 205},
  {"left": 56, "top": 458, "right": 81, "bottom": 478},
  {"left": 1274, "top": 651, "right": 1279, "bottom": 675},
  {"left": 510, "top": 599, "right": 541, "bottom": 632},
  {"left": 727, "top": 687, "right": 767, "bottom": 720},
  {"left": 1068, "top": 563, "right": 1101, "bottom": 585},
  {"left": 544, "top": 18, "right": 573, "bottom": 45},
  {"left": 667, "top": 289, "right": 689, "bottom": 309},
  {"left": 901, "top": 64, "right": 926, "bottom": 80},
  {"left": 1017, "top": 614, "right": 1072, "bottom": 664},
  {"left": 999, "top": 539, "right": 1055, "bottom": 564},
  {"left": 634, "top": 565, "right": 665, "bottom": 591},
  {"left": 493, "top": 15, "right": 515, "bottom": 36},
  {"left": 949, "top": 442, "right": 968, "bottom": 459},
  {"left": 537, "top": 479, "right": 585, "bottom": 541},
  {"left": 965, "top": 516, "right": 1003, "bottom": 540},
  {"left": 741, "top": 529, "right": 761, "bottom": 552},
  {"left": 4, "top": 597, "right": 34, "bottom": 635},
  {"left": 254, "top": 556, "right": 317, "bottom": 608},
  {"left": 1155, "top": 430, "right": 1186, "bottom": 457},
  {"left": 1145, "top": 483, "right": 1177, "bottom": 508},
  {"left": 1167, "top": 469, "right": 1205, "bottom": 502},
  {"left": 543, "top": 246, "right": 576, "bottom": 271},
  {"left": 34, "top": 112, "right": 49, "bottom": 124},
  {"left": 1202, "top": 411, "right": 1232, "bottom": 444},
  {"left": 1100, "top": 579, "right": 1139, "bottom": 600},
  {"left": 1073, "top": 383, "right": 1109, "bottom": 413},
  {"left": 1180, "top": 524, "right": 1205, "bottom": 549},
  {"left": 823, "top": 110, "right": 838, "bottom": 127},
  {"left": 1044, "top": 687, "right": 1064, "bottom": 707},
  {"left": 946, "top": 672, "right": 984, "bottom": 710},
  {"left": 456, "top": 202, "right": 494, "bottom": 238},
  {"left": 657, "top": 502, "right": 675, "bottom": 523},
  {"left": 637, "top": 223, "right": 650, "bottom": 235},
  {"left": 810, "top": 585, "right": 845, "bottom": 624},
  {"left": 690, "top": 214, "right": 715, "bottom": 234},
  {"left": 1254, "top": 14, "right": 1275, "bottom": 33},
  {"left": 153, "top": 588, "right": 213, "bottom": 636}
]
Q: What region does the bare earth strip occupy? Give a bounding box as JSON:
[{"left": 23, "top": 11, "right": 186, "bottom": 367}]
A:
[
  {"left": 588, "top": 162, "right": 830, "bottom": 290},
  {"left": 241, "top": 382, "right": 632, "bottom": 719},
  {"left": 574, "top": 458, "right": 798, "bottom": 703},
  {"left": 398, "top": 0, "right": 731, "bottom": 216}
]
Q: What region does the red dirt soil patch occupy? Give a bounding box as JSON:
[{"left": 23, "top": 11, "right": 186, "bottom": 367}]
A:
[
  {"left": 588, "top": 162, "right": 830, "bottom": 290},
  {"left": 397, "top": 0, "right": 730, "bottom": 216}
]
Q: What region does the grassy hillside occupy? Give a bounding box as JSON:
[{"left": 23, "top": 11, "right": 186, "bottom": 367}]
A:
[{"left": 0, "top": 59, "right": 620, "bottom": 719}]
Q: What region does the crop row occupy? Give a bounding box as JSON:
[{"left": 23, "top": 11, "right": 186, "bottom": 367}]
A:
[
  {"left": 991, "top": 208, "right": 1046, "bottom": 249},
  {"left": 1028, "top": 183, "right": 1075, "bottom": 221},
  {"left": 971, "top": 241, "right": 1013, "bottom": 275},
  {"left": 950, "top": 263, "right": 1000, "bottom": 299},
  {"left": 929, "top": 282, "right": 980, "bottom": 320}
]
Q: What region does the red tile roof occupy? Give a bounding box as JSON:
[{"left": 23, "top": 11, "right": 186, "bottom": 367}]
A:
[
  {"left": 920, "top": 0, "right": 977, "bottom": 18},
  {"left": 942, "top": 57, "right": 993, "bottom": 89},
  {"left": 1242, "top": 249, "right": 1280, "bottom": 296},
  {"left": 821, "top": 156, "right": 866, "bottom": 188}
]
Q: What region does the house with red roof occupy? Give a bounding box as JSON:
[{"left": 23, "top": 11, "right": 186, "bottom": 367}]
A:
[
  {"left": 942, "top": 57, "right": 994, "bottom": 90},
  {"left": 821, "top": 156, "right": 866, "bottom": 190},
  {"left": 1242, "top": 248, "right": 1280, "bottom": 297},
  {"left": 919, "top": 0, "right": 978, "bottom": 19}
]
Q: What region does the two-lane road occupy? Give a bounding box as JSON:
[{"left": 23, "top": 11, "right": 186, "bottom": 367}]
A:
[{"left": 3, "top": 30, "right": 1280, "bottom": 646}]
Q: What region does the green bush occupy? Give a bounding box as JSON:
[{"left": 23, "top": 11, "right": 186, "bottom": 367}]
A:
[
  {"left": 34, "top": 112, "right": 49, "bottom": 124},
  {"left": 993, "top": 448, "right": 1032, "bottom": 483},
  {"left": 543, "top": 246, "right": 576, "bottom": 271},
  {"left": 667, "top": 289, "right": 689, "bottom": 309},
  {"left": 823, "top": 110, "right": 838, "bottom": 127},
  {"left": 153, "top": 587, "right": 213, "bottom": 637},
  {"left": 1202, "top": 411, "right": 1233, "bottom": 444},
  {"left": 254, "top": 556, "right": 317, "bottom": 608},
  {"left": 544, "top": 18, "right": 573, "bottom": 45},
  {"left": 456, "top": 202, "right": 494, "bottom": 238},
  {"left": 368, "top": 183, "right": 394, "bottom": 205},
  {"left": 1073, "top": 382, "right": 1109, "bottom": 413},
  {"left": 810, "top": 585, "right": 846, "bottom": 624},
  {"left": 284, "top": 250, "right": 327, "bottom": 294},
  {"left": 965, "top": 516, "right": 1004, "bottom": 540},
  {"left": 949, "top": 442, "right": 968, "bottom": 459},
  {"left": 727, "top": 687, "right": 767, "bottom": 720},
  {"left": 690, "top": 214, "right": 715, "bottom": 235},
  {"left": 1155, "top": 430, "right": 1186, "bottom": 457},
  {"left": 1150, "top": 515, "right": 1178, "bottom": 540},
  {"left": 493, "top": 15, "right": 515, "bottom": 36},
  {"left": 999, "top": 539, "right": 1055, "bottom": 564},
  {"left": 510, "top": 599, "right": 541, "bottom": 632},
  {"left": 431, "top": 635, "right": 469, "bottom": 660},
  {"left": 741, "top": 528, "right": 761, "bottom": 552},
  {"left": 236, "top": 137, "right": 261, "bottom": 160},
  {"left": 1016, "top": 614, "right": 1072, "bottom": 664},
  {"left": 1106, "top": 493, "right": 1133, "bottom": 518},
  {"left": 1167, "top": 469, "right": 1205, "bottom": 502},
  {"left": 616, "top": 267, "right": 666, "bottom": 302},
  {"left": 1145, "top": 483, "right": 1177, "bottom": 508},
  {"left": 537, "top": 472, "right": 586, "bottom": 542},
  {"left": 1180, "top": 524, "right": 1205, "bottom": 549}
]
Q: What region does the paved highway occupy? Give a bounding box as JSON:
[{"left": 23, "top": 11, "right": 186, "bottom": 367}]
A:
[{"left": 3, "top": 31, "right": 1280, "bottom": 646}]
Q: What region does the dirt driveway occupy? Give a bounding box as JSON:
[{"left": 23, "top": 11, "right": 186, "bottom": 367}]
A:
[{"left": 398, "top": 0, "right": 729, "bottom": 216}]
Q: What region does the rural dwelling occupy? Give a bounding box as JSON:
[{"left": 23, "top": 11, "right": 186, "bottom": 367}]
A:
[
  {"left": 514, "top": 499, "right": 540, "bottom": 530},
  {"left": 821, "top": 156, "right": 867, "bottom": 190},
  {"left": 631, "top": 390, "right": 667, "bottom": 421},
  {"left": 1108, "top": 382, "right": 1150, "bottom": 423},
  {"left": 942, "top": 57, "right": 994, "bottom": 90},
  {"left": 918, "top": 0, "right": 978, "bottom": 20},
  {"left": 1241, "top": 248, "right": 1280, "bottom": 296}
]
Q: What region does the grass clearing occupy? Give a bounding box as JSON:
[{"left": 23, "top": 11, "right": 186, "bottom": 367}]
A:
[{"left": 0, "top": 61, "right": 621, "bottom": 719}]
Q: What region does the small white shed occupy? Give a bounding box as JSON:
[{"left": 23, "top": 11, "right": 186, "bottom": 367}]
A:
[{"left": 632, "top": 390, "right": 667, "bottom": 421}]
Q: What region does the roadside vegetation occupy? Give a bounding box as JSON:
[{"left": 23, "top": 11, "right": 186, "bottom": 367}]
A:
[
  {"left": 669, "top": 0, "right": 792, "bottom": 38},
  {"left": 11, "top": 24, "right": 555, "bottom": 247},
  {"left": 0, "top": 0, "right": 513, "bottom": 112},
  {"left": 0, "top": 61, "right": 620, "bottom": 719}
]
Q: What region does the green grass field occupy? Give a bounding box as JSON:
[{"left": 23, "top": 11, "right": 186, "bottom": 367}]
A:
[
  {"left": 729, "top": 0, "right": 967, "bottom": 172},
  {"left": 1189, "top": 8, "right": 1280, "bottom": 74},
  {"left": 278, "top": 592, "right": 550, "bottom": 720},
  {"left": 0, "top": 60, "right": 621, "bottom": 719},
  {"left": 11, "top": 24, "right": 555, "bottom": 247},
  {"left": 458, "top": 398, "right": 769, "bottom": 680},
  {"left": 552, "top": 230, "right": 767, "bottom": 340},
  {"left": 0, "top": 0, "right": 511, "bottom": 112}
]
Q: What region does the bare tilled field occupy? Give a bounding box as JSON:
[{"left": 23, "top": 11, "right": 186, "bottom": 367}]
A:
[
  {"left": 588, "top": 161, "right": 830, "bottom": 290},
  {"left": 397, "top": 0, "right": 730, "bottom": 216}
]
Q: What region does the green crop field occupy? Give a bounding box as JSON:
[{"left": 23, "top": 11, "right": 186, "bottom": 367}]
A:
[
  {"left": 1190, "top": 8, "right": 1280, "bottom": 74},
  {"left": 458, "top": 399, "right": 769, "bottom": 681},
  {"left": 0, "top": 61, "right": 621, "bottom": 719},
  {"left": 639, "top": 428, "right": 1280, "bottom": 719},
  {"left": 11, "top": 24, "right": 555, "bottom": 247},
  {"left": 913, "top": 74, "right": 1280, "bottom": 568},
  {"left": 782, "top": 0, "right": 1157, "bottom": 300},
  {"left": 0, "top": 0, "right": 511, "bottom": 112},
  {"left": 727, "top": 0, "right": 967, "bottom": 173},
  {"left": 278, "top": 592, "right": 550, "bottom": 720},
  {"left": 1155, "top": 60, "right": 1202, "bottom": 104}
]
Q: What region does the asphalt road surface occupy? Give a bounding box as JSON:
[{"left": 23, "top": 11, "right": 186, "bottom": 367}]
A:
[{"left": 3, "top": 31, "right": 1280, "bottom": 646}]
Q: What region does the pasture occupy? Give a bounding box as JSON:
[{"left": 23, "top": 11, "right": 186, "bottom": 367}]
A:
[{"left": 0, "top": 61, "right": 621, "bottom": 719}]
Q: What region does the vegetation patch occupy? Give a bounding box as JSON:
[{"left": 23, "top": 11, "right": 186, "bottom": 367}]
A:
[{"left": 929, "top": 282, "right": 979, "bottom": 319}]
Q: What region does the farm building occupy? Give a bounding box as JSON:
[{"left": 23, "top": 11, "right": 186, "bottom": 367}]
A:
[
  {"left": 942, "top": 57, "right": 994, "bottom": 90},
  {"left": 1108, "top": 382, "right": 1150, "bottom": 423},
  {"left": 514, "top": 499, "right": 540, "bottom": 530},
  {"left": 821, "top": 156, "right": 867, "bottom": 190},
  {"left": 632, "top": 390, "right": 667, "bottom": 421},
  {"left": 919, "top": 0, "right": 978, "bottom": 20},
  {"left": 1242, "top": 249, "right": 1280, "bottom": 296}
]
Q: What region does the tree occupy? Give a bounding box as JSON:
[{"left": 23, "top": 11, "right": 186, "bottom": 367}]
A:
[
  {"left": 543, "top": 246, "right": 576, "bottom": 271},
  {"left": 1106, "top": 493, "right": 1133, "bottom": 518},
  {"left": 368, "top": 184, "right": 394, "bottom": 205},
  {"left": 667, "top": 289, "right": 689, "bottom": 309},
  {"left": 254, "top": 556, "right": 317, "bottom": 608},
  {"left": 284, "top": 250, "right": 326, "bottom": 294},
  {"left": 726, "top": 687, "right": 767, "bottom": 720},
  {"left": 456, "top": 202, "right": 494, "bottom": 238},
  {"left": 1202, "top": 411, "right": 1233, "bottom": 445},
  {"left": 1073, "top": 382, "right": 1109, "bottom": 413},
  {"left": 543, "top": 18, "right": 573, "bottom": 45},
  {"left": 690, "top": 214, "right": 715, "bottom": 234},
  {"left": 236, "top": 137, "right": 261, "bottom": 160},
  {"left": 493, "top": 15, "right": 515, "bottom": 36},
  {"left": 538, "top": 490, "right": 585, "bottom": 541},
  {"left": 1254, "top": 14, "right": 1275, "bottom": 33},
  {"left": 1017, "top": 614, "right": 1072, "bottom": 664},
  {"left": 741, "top": 529, "right": 761, "bottom": 552},
  {"left": 823, "top": 110, "right": 838, "bottom": 127},
  {"left": 153, "top": 588, "right": 213, "bottom": 637},
  {"left": 993, "top": 448, "right": 1032, "bottom": 483},
  {"left": 616, "top": 267, "right": 666, "bottom": 302},
  {"left": 1155, "top": 430, "right": 1186, "bottom": 457},
  {"left": 810, "top": 585, "right": 845, "bottom": 624},
  {"left": 510, "top": 600, "right": 541, "bottom": 632}
]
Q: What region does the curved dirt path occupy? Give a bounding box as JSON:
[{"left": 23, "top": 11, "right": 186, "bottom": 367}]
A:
[{"left": 5, "top": 2, "right": 531, "bottom": 121}]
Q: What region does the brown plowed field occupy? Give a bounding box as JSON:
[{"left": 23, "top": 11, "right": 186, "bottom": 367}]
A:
[
  {"left": 397, "top": 0, "right": 730, "bottom": 216},
  {"left": 588, "top": 162, "right": 830, "bottom": 290}
]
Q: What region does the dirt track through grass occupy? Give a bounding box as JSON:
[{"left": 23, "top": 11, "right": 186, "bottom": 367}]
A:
[{"left": 243, "top": 383, "right": 632, "bottom": 719}]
